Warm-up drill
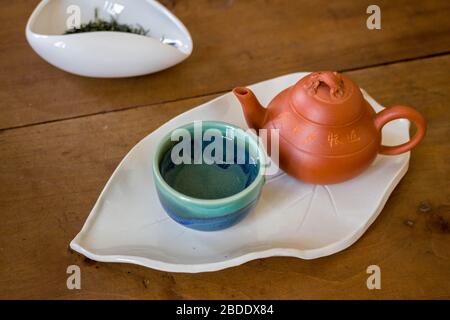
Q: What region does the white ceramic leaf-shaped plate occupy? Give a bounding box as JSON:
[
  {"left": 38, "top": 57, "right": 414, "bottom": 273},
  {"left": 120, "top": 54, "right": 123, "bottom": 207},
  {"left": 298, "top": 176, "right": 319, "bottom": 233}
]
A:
[{"left": 70, "top": 72, "right": 410, "bottom": 272}]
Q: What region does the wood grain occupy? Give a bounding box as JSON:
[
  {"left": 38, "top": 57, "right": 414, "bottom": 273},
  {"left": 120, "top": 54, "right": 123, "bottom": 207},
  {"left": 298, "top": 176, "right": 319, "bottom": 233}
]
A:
[
  {"left": 1, "top": 55, "right": 448, "bottom": 299},
  {"left": 1, "top": 0, "right": 450, "bottom": 129}
]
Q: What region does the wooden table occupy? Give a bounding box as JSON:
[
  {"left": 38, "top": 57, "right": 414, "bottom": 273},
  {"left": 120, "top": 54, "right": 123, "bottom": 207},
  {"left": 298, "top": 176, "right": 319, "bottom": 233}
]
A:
[{"left": 1, "top": 0, "right": 449, "bottom": 299}]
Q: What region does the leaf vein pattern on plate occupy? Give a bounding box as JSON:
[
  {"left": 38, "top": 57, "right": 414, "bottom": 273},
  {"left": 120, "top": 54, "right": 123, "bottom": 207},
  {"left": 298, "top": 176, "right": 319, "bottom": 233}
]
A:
[
  {"left": 296, "top": 185, "right": 317, "bottom": 232},
  {"left": 323, "top": 185, "right": 339, "bottom": 217},
  {"left": 138, "top": 217, "right": 170, "bottom": 231}
]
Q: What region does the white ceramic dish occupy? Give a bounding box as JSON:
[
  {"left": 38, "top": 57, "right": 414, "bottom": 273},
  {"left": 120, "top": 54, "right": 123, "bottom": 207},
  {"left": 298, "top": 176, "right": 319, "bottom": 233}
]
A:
[
  {"left": 26, "top": 0, "right": 192, "bottom": 77},
  {"left": 70, "top": 72, "right": 410, "bottom": 272}
]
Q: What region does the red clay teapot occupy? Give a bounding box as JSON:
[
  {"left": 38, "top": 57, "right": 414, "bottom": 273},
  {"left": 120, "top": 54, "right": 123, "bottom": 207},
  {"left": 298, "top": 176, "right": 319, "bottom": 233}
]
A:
[{"left": 233, "top": 71, "right": 426, "bottom": 184}]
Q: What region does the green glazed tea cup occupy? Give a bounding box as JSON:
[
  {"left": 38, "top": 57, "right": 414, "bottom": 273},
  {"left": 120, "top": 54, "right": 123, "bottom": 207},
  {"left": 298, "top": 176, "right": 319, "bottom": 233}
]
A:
[{"left": 152, "top": 121, "right": 266, "bottom": 231}]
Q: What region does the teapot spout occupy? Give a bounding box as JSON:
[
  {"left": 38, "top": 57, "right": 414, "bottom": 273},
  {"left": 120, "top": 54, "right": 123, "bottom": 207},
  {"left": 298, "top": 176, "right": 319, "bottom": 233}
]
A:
[{"left": 232, "top": 87, "right": 266, "bottom": 130}]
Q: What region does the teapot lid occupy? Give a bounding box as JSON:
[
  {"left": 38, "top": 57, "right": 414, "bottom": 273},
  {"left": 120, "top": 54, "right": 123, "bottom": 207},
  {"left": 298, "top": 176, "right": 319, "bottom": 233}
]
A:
[{"left": 290, "top": 71, "right": 365, "bottom": 126}]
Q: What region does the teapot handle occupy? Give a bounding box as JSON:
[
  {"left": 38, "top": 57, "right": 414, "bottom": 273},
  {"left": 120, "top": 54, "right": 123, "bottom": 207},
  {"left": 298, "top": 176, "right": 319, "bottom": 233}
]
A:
[{"left": 374, "top": 105, "right": 426, "bottom": 155}]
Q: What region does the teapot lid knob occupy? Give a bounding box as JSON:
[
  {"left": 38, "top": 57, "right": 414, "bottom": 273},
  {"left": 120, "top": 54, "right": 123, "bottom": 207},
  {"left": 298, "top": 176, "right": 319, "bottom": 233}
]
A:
[{"left": 304, "top": 71, "right": 345, "bottom": 100}]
